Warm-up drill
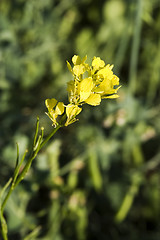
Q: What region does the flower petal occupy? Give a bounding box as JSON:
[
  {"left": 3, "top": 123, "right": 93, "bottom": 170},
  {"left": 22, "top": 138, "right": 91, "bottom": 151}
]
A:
[
  {"left": 73, "top": 64, "right": 85, "bottom": 76},
  {"left": 92, "top": 57, "right": 105, "bottom": 70},
  {"left": 72, "top": 55, "right": 81, "bottom": 65},
  {"left": 65, "top": 104, "right": 82, "bottom": 126},
  {"left": 45, "top": 98, "right": 57, "bottom": 111},
  {"left": 66, "top": 61, "right": 73, "bottom": 74},
  {"left": 85, "top": 93, "right": 101, "bottom": 106},
  {"left": 79, "top": 77, "right": 93, "bottom": 102},
  {"left": 55, "top": 102, "right": 64, "bottom": 115},
  {"left": 66, "top": 104, "right": 82, "bottom": 118},
  {"left": 97, "top": 65, "right": 113, "bottom": 80},
  {"left": 102, "top": 94, "right": 119, "bottom": 99}
]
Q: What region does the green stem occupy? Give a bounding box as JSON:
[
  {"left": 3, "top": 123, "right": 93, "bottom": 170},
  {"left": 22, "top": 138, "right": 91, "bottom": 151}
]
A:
[
  {"left": 128, "top": 0, "right": 143, "bottom": 95},
  {"left": 0, "top": 178, "right": 12, "bottom": 240},
  {"left": 33, "top": 117, "right": 39, "bottom": 147},
  {"left": 39, "top": 113, "right": 66, "bottom": 149},
  {"left": 40, "top": 124, "right": 62, "bottom": 149},
  {"left": 14, "top": 151, "right": 37, "bottom": 188},
  {"left": 1, "top": 186, "right": 13, "bottom": 214},
  {"left": 0, "top": 214, "right": 8, "bottom": 240},
  {"left": 0, "top": 117, "right": 65, "bottom": 240},
  {"left": 115, "top": 173, "right": 142, "bottom": 222}
]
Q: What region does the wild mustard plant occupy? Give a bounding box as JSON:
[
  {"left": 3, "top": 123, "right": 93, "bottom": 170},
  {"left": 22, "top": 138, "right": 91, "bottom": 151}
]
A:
[
  {"left": 45, "top": 55, "right": 120, "bottom": 126},
  {"left": 0, "top": 55, "right": 120, "bottom": 240}
]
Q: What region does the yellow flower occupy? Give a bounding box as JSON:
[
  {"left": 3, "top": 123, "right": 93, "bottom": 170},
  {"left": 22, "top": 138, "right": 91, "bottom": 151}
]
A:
[
  {"left": 45, "top": 55, "right": 121, "bottom": 127},
  {"left": 92, "top": 57, "right": 105, "bottom": 71},
  {"left": 66, "top": 55, "right": 121, "bottom": 106},
  {"left": 67, "top": 55, "right": 89, "bottom": 77},
  {"left": 45, "top": 98, "right": 64, "bottom": 126},
  {"left": 96, "top": 64, "right": 114, "bottom": 80},
  {"left": 94, "top": 82, "right": 119, "bottom": 99},
  {"left": 45, "top": 98, "right": 57, "bottom": 110},
  {"left": 65, "top": 104, "right": 82, "bottom": 126},
  {"left": 72, "top": 55, "right": 87, "bottom": 65},
  {"left": 93, "top": 64, "right": 120, "bottom": 99},
  {"left": 72, "top": 55, "right": 82, "bottom": 65},
  {"left": 78, "top": 77, "right": 101, "bottom": 105},
  {"left": 73, "top": 64, "right": 86, "bottom": 76}
]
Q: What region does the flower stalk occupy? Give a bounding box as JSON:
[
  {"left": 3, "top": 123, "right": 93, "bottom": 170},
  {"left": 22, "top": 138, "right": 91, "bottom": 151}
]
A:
[{"left": 0, "top": 118, "right": 64, "bottom": 240}]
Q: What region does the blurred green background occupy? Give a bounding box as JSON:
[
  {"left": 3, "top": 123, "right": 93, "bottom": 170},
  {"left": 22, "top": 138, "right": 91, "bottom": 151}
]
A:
[{"left": 0, "top": 0, "right": 160, "bottom": 239}]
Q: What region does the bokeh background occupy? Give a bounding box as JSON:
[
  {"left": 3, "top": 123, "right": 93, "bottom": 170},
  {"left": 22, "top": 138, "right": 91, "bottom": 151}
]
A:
[{"left": 0, "top": 0, "right": 160, "bottom": 239}]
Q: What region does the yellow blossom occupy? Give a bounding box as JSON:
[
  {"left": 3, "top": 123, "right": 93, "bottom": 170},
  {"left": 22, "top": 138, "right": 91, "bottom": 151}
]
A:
[
  {"left": 45, "top": 98, "right": 64, "bottom": 126},
  {"left": 73, "top": 64, "right": 86, "bottom": 76},
  {"left": 92, "top": 57, "right": 105, "bottom": 71},
  {"left": 45, "top": 55, "right": 121, "bottom": 127},
  {"left": 72, "top": 55, "right": 81, "bottom": 65},
  {"left": 72, "top": 55, "right": 87, "bottom": 65},
  {"left": 96, "top": 64, "right": 114, "bottom": 80},
  {"left": 65, "top": 104, "right": 82, "bottom": 126},
  {"left": 69, "top": 55, "right": 89, "bottom": 77},
  {"left": 45, "top": 98, "right": 57, "bottom": 110}
]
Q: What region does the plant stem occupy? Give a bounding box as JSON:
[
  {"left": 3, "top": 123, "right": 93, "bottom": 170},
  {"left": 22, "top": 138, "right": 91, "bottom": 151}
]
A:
[
  {"left": 0, "top": 118, "right": 64, "bottom": 240},
  {"left": 40, "top": 124, "right": 62, "bottom": 149},
  {"left": 0, "top": 215, "right": 8, "bottom": 240},
  {"left": 128, "top": 0, "right": 143, "bottom": 95}
]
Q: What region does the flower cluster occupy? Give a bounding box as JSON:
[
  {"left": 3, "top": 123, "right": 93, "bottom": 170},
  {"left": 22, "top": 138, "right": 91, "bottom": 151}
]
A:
[{"left": 45, "top": 55, "right": 120, "bottom": 126}]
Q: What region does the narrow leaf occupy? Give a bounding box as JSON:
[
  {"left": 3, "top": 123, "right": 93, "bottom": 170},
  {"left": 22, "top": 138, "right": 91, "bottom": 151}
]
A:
[
  {"left": 15, "top": 143, "right": 19, "bottom": 170},
  {"left": 33, "top": 117, "right": 39, "bottom": 147},
  {"left": 13, "top": 149, "right": 28, "bottom": 184}
]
